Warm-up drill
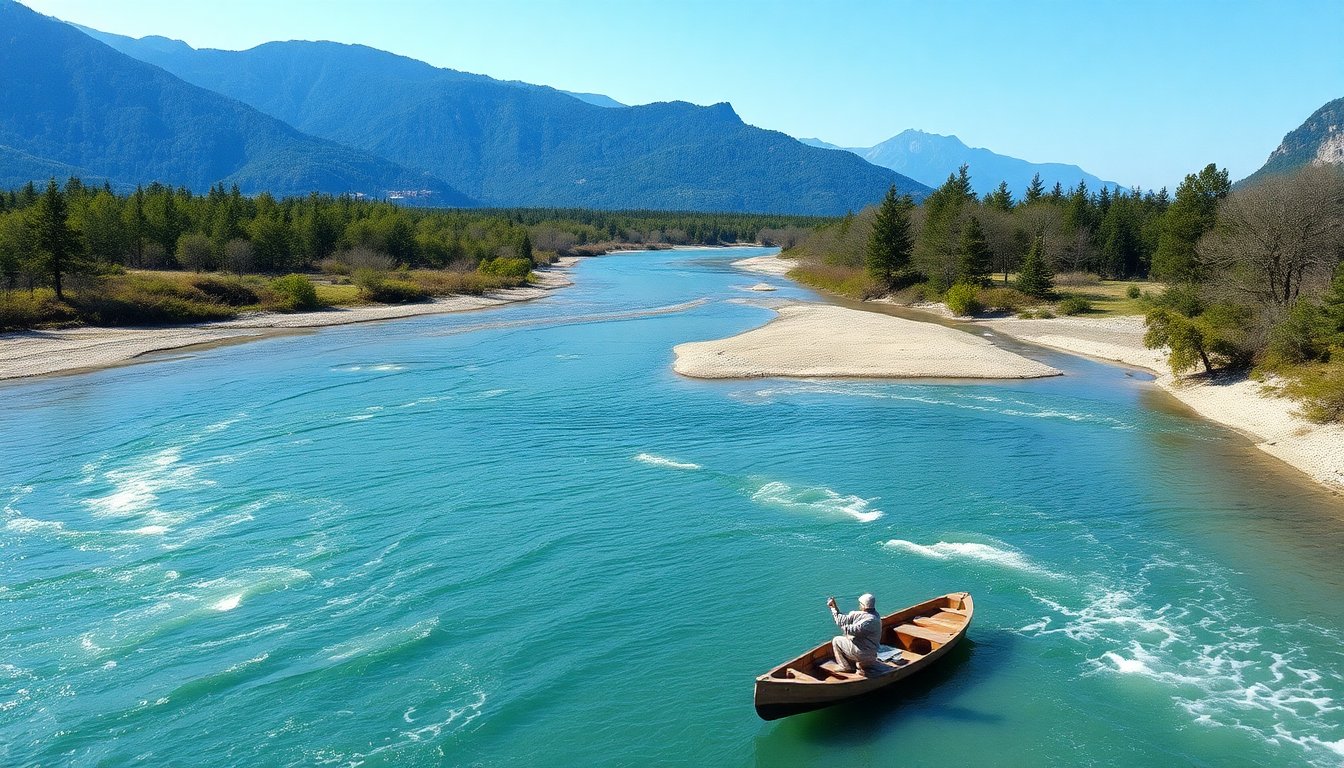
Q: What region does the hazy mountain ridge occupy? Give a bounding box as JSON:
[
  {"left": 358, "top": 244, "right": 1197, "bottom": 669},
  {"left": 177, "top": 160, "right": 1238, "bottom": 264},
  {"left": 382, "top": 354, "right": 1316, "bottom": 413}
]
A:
[
  {"left": 0, "top": 1, "right": 473, "bottom": 202},
  {"left": 79, "top": 28, "right": 928, "bottom": 214},
  {"left": 1243, "top": 96, "right": 1344, "bottom": 185},
  {"left": 802, "top": 130, "right": 1118, "bottom": 196}
]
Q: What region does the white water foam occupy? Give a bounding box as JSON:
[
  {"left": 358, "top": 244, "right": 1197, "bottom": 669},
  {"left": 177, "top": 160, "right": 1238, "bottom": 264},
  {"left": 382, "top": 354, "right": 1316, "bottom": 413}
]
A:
[
  {"left": 633, "top": 453, "right": 702, "bottom": 471},
  {"left": 83, "top": 446, "right": 215, "bottom": 526},
  {"left": 83, "top": 567, "right": 310, "bottom": 655},
  {"left": 211, "top": 594, "right": 243, "bottom": 612},
  {"left": 744, "top": 383, "right": 1133, "bottom": 430},
  {"left": 1020, "top": 571, "right": 1344, "bottom": 767},
  {"left": 750, "top": 481, "right": 882, "bottom": 523},
  {"left": 882, "top": 539, "right": 1060, "bottom": 578},
  {"left": 324, "top": 617, "right": 439, "bottom": 662}
]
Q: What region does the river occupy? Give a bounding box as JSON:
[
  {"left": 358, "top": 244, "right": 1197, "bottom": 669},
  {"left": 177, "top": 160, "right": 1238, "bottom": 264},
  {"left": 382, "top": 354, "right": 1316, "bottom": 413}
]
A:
[{"left": 2, "top": 246, "right": 1341, "bottom": 766}]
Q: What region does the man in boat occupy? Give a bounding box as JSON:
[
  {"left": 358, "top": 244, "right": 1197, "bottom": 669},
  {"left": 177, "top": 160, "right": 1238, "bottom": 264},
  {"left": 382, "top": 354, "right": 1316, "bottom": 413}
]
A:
[{"left": 827, "top": 593, "right": 880, "bottom": 674}]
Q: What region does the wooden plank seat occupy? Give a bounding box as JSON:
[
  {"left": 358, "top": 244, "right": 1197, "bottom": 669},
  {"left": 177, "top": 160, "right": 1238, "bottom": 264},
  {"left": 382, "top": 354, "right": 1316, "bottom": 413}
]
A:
[
  {"left": 914, "top": 616, "right": 962, "bottom": 632},
  {"left": 896, "top": 623, "right": 954, "bottom": 644}
]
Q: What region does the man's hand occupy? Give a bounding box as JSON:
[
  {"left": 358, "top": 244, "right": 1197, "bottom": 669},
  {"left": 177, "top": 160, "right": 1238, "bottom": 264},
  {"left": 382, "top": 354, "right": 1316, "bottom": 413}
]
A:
[{"left": 827, "top": 596, "right": 838, "bottom": 611}]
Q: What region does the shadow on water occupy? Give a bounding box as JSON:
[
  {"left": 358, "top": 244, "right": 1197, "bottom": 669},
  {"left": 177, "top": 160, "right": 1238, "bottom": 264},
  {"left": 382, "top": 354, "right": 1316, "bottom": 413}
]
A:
[{"left": 753, "top": 630, "right": 1017, "bottom": 763}]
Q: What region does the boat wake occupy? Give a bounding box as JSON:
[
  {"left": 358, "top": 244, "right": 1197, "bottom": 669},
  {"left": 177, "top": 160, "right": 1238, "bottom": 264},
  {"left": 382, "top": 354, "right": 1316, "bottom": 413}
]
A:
[
  {"left": 881, "top": 539, "right": 1061, "bottom": 578},
  {"left": 633, "top": 453, "right": 702, "bottom": 471},
  {"left": 1018, "top": 560, "right": 1344, "bottom": 766},
  {"left": 750, "top": 480, "right": 882, "bottom": 523}
]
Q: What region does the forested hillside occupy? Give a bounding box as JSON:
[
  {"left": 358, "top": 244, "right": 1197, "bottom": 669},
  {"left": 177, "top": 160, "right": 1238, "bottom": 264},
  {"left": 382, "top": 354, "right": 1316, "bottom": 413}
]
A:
[
  {"left": 0, "top": 1, "right": 472, "bottom": 203},
  {"left": 82, "top": 30, "right": 928, "bottom": 214}
]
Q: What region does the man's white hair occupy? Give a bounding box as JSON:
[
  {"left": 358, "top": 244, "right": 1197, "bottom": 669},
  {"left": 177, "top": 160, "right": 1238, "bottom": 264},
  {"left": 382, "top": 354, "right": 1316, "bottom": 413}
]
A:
[{"left": 859, "top": 593, "right": 875, "bottom": 609}]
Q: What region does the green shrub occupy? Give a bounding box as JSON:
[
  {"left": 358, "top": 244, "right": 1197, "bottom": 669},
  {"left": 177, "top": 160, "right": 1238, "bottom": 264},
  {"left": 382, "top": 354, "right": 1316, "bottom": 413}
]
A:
[
  {"left": 192, "top": 278, "right": 259, "bottom": 307},
  {"left": 1126, "top": 285, "right": 1142, "bottom": 299},
  {"left": 1266, "top": 300, "right": 1332, "bottom": 365},
  {"left": 1282, "top": 359, "right": 1344, "bottom": 423},
  {"left": 352, "top": 268, "right": 384, "bottom": 298},
  {"left": 478, "top": 257, "right": 532, "bottom": 280},
  {"left": 1057, "top": 295, "right": 1093, "bottom": 315},
  {"left": 408, "top": 269, "right": 523, "bottom": 296},
  {"left": 0, "top": 292, "right": 76, "bottom": 330},
  {"left": 945, "top": 282, "right": 983, "bottom": 316},
  {"left": 269, "top": 274, "right": 320, "bottom": 311},
  {"left": 978, "top": 287, "right": 1031, "bottom": 313},
  {"left": 365, "top": 279, "right": 429, "bottom": 304}
]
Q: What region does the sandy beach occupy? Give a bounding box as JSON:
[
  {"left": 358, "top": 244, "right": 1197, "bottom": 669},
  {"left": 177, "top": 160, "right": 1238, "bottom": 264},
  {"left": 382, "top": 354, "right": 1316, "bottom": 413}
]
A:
[
  {"left": 0, "top": 260, "right": 576, "bottom": 381},
  {"left": 731, "top": 254, "right": 796, "bottom": 276},
  {"left": 977, "top": 315, "right": 1344, "bottom": 491},
  {"left": 673, "top": 303, "right": 1062, "bottom": 380}
]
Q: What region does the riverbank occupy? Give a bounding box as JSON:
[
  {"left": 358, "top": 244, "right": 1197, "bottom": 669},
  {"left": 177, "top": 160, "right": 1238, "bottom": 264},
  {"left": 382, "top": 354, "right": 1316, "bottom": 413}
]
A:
[
  {"left": 733, "top": 252, "right": 1344, "bottom": 492},
  {"left": 672, "top": 303, "right": 1061, "bottom": 379},
  {"left": 0, "top": 259, "right": 576, "bottom": 381},
  {"left": 977, "top": 315, "right": 1344, "bottom": 491}
]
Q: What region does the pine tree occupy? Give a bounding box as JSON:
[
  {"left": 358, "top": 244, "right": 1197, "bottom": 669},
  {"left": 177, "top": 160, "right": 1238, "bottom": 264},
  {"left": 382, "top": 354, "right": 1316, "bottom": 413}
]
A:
[
  {"left": 987, "top": 181, "right": 1015, "bottom": 212},
  {"left": 518, "top": 232, "right": 534, "bottom": 264},
  {"left": 1049, "top": 182, "right": 1064, "bottom": 203},
  {"left": 1150, "top": 163, "right": 1230, "bottom": 282},
  {"left": 1025, "top": 173, "right": 1045, "bottom": 204},
  {"left": 956, "top": 216, "right": 993, "bottom": 286},
  {"left": 865, "top": 185, "right": 913, "bottom": 288},
  {"left": 33, "top": 179, "right": 80, "bottom": 300},
  {"left": 1016, "top": 236, "right": 1054, "bottom": 298}
]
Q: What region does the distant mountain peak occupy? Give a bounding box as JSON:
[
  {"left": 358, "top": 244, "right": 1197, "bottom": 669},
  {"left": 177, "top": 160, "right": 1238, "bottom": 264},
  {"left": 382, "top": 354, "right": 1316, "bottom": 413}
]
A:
[
  {"left": 801, "top": 129, "right": 1119, "bottom": 196},
  {"left": 1244, "top": 96, "right": 1344, "bottom": 184}
]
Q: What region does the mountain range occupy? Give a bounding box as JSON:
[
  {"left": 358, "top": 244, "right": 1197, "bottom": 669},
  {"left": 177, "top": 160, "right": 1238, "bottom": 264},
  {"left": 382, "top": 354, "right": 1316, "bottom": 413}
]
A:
[
  {"left": 82, "top": 26, "right": 928, "bottom": 213},
  {"left": 0, "top": 2, "right": 928, "bottom": 214},
  {"left": 0, "top": 0, "right": 469, "bottom": 203},
  {"left": 800, "top": 130, "right": 1118, "bottom": 197},
  {"left": 1243, "top": 96, "right": 1344, "bottom": 185}
]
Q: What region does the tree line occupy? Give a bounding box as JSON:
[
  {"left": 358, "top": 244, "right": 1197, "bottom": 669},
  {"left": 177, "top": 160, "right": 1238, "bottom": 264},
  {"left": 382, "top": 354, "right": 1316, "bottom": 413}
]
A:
[
  {"left": 0, "top": 178, "right": 828, "bottom": 301},
  {"left": 795, "top": 164, "right": 1176, "bottom": 302},
  {"left": 787, "top": 161, "right": 1344, "bottom": 422}
]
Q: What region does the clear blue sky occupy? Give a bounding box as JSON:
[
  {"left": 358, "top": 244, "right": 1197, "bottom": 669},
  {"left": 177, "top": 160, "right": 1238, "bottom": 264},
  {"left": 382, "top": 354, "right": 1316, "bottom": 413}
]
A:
[{"left": 23, "top": 0, "right": 1344, "bottom": 191}]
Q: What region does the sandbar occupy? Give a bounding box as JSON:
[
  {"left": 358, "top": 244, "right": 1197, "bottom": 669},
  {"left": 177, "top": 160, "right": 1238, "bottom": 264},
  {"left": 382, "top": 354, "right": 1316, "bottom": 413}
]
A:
[{"left": 673, "top": 303, "right": 1062, "bottom": 380}]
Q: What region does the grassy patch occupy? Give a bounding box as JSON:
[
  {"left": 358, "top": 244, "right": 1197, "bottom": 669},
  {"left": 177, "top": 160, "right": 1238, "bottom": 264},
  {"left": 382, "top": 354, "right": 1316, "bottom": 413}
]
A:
[
  {"left": 0, "top": 290, "right": 77, "bottom": 330},
  {"left": 1056, "top": 280, "right": 1160, "bottom": 317},
  {"left": 787, "top": 262, "right": 882, "bottom": 299}
]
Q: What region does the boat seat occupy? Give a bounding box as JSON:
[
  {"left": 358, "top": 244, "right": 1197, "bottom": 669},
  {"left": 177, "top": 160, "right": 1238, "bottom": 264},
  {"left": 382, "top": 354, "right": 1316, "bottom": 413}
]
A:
[
  {"left": 914, "top": 616, "right": 962, "bottom": 632},
  {"left": 785, "top": 667, "right": 821, "bottom": 682},
  {"left": 896, "top": 624, "right": 954, "bottom": 644},
  {"left": 939, "top": 607, "right": 969, "bottom": 616},
  {"left": 817, "top": 661, "right": 866, "bottom": 679}
]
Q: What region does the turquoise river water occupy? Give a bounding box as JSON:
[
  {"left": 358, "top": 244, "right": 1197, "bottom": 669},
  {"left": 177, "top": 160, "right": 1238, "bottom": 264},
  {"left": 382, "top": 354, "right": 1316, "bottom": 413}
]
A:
[{"left": 2, "top": 247, "right": 1342, "bottom": 766}]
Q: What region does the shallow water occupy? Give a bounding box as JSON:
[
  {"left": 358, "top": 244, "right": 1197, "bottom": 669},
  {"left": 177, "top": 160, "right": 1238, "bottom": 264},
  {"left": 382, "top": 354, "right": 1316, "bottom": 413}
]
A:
[{"left": 2, "top": 247, "right": 1342, "bottom": 766}]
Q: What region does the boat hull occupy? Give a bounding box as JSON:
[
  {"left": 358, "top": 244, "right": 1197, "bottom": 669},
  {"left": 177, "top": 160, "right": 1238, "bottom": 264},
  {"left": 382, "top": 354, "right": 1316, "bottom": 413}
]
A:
[{"left": 753, "top": 592, "right": 972, "bottom": 720}]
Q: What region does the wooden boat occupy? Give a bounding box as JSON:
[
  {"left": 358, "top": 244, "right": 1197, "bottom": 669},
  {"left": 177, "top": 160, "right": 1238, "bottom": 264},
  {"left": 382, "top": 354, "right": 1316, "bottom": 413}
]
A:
[{"left": 753, "top": 592, "right": 973, "bottom": 720}]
